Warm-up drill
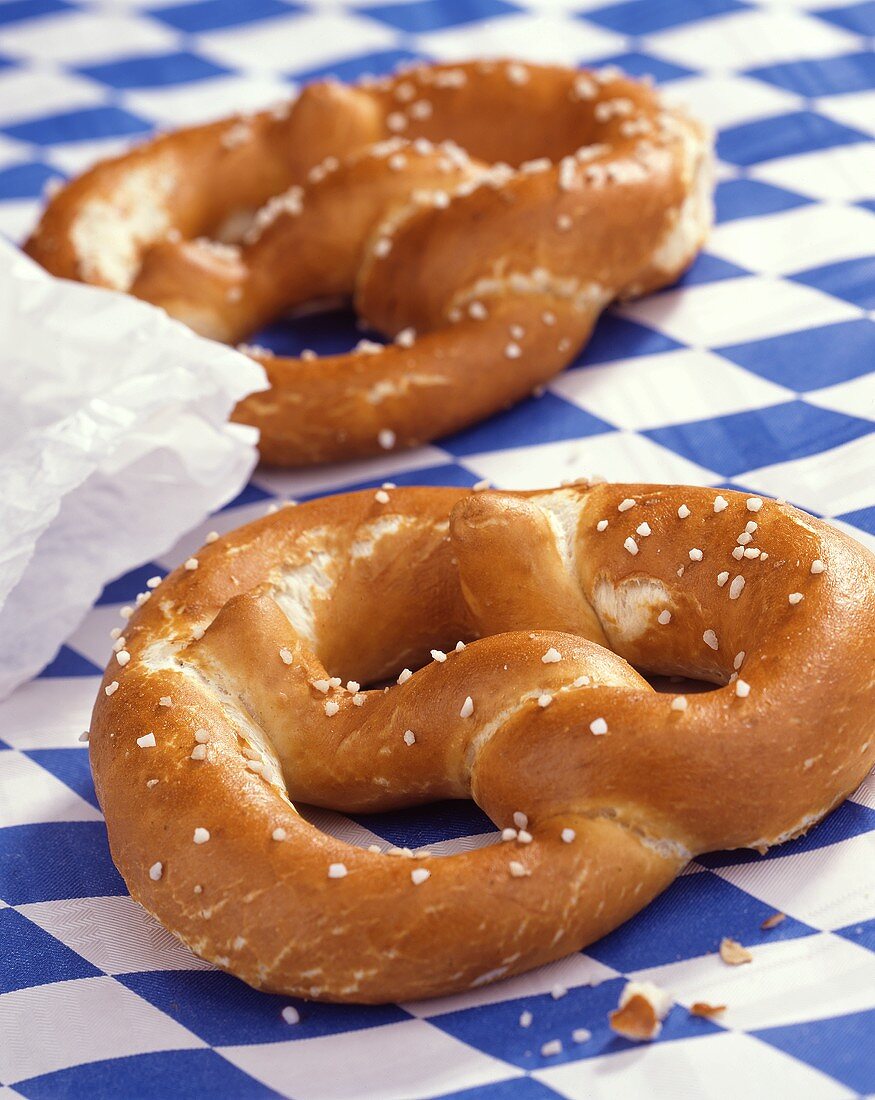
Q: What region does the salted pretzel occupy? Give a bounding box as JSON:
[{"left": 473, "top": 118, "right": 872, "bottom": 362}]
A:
[
  {"left": 26, "top": 61, "right": 712, "bottom": 466},
  {"left": 89, "top": 482, "right": 874, "bottom": 1003}
]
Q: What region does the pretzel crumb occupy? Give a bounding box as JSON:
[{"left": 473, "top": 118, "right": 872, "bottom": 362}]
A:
[
  {"left": 761, "top": 911, "right": 786, "bottom": 930},
  {"left": 719, "top": 937, "right": 753, "bottom": 965},
  {"left": 690, "top": 1001, "right": 725, "bottom": 1018},
  {"left": 609, "top": 981, "right": 672, "bottom": 1041}
]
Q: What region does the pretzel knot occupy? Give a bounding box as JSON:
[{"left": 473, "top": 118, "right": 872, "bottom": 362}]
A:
[
  {"left": 27, "top": 60, "right": 712, "bottom": 465},
  {"left": 90, "top": 483, "right": 874, "bottom": 1003}
]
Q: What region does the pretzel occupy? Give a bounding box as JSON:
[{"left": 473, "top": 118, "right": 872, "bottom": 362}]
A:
[
  {"left": 26, "top": 61, "right": 713, "bottom": 466},
  {"left": 89, "top": 482, "right": 874, "bottom": 1003}
]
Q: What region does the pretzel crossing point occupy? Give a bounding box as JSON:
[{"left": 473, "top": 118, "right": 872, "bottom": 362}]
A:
[
  {"left": 26, "top": 61, "right": 713, "bottom": 465},
  {"left": 88, "top": 483, "right": 875, "bottom": 1002}
]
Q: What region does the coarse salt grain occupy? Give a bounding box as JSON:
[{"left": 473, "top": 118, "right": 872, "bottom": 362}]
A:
[
  {"left": 618, "top": 498, "right": 636, "bottom": 512},
  {"left": 378, "top": 429, "right": 396, "bottom": 450},
  {"left": 193, "top": 828, "right": 210, "bottom": 844},
  {"left": 717, "top": 571, "right": 729, "bottom": 586},
  {"left": 513, "top": 811, "right": 528, "bottom": 829},
  {"left": 537, "top": 694, "right": 552, "bottom": 708},
  {"left": 657, "top": 609, "right": 672, "bottom": 625},
  {"left": 520, "top": 1010, "right": 533, "bottom": 1027},
  {"left": 517, "top": 830, "right": 533, "bottom": 844},
  {"left": 509, "top": 861, "right": 527, "bottom": 878},
  {"left": 789, "top": 592, "right": 804, "bottom": 605},
  {"left": 811, "top": 559, "right": 826, "bottom": 574},
  {"left": 374, "top": 490, "right": 390, "bottom": 504},
  {"left": 149, "top": 862, "right": 163, "bottom": 881},
  {"left": 272, "top": 827, "right": 287, "bottom": 841},
  {"left": 282, "top": 1006, "right": 300, "bottom": 1025},
  {"left": 590, "top": 717, "right": 608, "bottom": 735},
  {"left": 689, "top": 548, "right": 703, "bottom": 561},
  {"left": 729, "top": 576, "right": 745, "bottom": 600},
  {"left": 541, "top": 647, "right": 562, "bottom": 663},
  {"left": 735, "top": 679, "right": 751, "bottom": 698},
  {"left": 561, "top": 828, "right": 575, "bottom": 843},
  {"left": 501, "top": 828, "right": 517, "bottom": 842},
  {"left": 279, "top": 648, "right": 293, "bottom": 665},
  {"left": 328, "top": 863, "right": 347, "bottom": 879},
  {"left": 678, "top": 504, "right": 690, "bottom": 519},
  {"left": 411, "top": 868, "right": 430, "bottom": 885},
  {"left": 137, "top": 733, "right": 156, "bottom": 749},
  {"left": 460, "top": 696, "right": 474, "bottom": 718},
  {"left": 734, "top": 651, "right": 746, "bottom": 670},
  {"left": 184, "top": 558, "right": 198, "bottom": 571},
  {"left": 671, "top": 696, "right": 688, "bottom": 711},
  {"left": 714, "top": 496, "right": 728, "bottom": 512},
  {"left": 398, "top": 668, "right": 412, "bottom": 684},
  {"left": 324, "top": 700, "right": 340, "bottom": 717},
  {"left": 541, "top": 1040, "right": 562, "bottom": 1057},
  {"left": 597, "top": 519, "right": 609, "bottom": 531},
  {"left": 747, "top": 497, "right": 763, "bottom": 512},
  {"left": 573, "top": 1028, "right": 592, "bottom": 1043},
  {"left": 703, "top": 629, "right": 719, "bottom": 650},
  {"left": 146, "top": 576, "right": 162, "bottom": 589},
  {"left": 624, "top": 536, "right": 639, "bottom": 556},
  {"left": 78, "top": 730, "right": 90, "bottom": 743},
  {"left": 505, "top": 342, "right": 522, "bottom": 359},
  {"left": 190, "top": 745, "right": 206, "bottom": 761},
  {"left": 116, "top": 650, "right": 130, "bottom": 666},
  {"left": 403, "top": 730, "right": 416, "bottom": 746},
  {"left": 431, "top": 649, "right": 447, "bottom": 662}
]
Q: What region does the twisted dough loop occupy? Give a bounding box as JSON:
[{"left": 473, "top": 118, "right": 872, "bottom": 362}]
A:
[
  {"left": 26, "top": 61, "right": 712, "bottom": 465},
  {"left": 89, "top": 483, "right": 875, "bottom": 1003}
]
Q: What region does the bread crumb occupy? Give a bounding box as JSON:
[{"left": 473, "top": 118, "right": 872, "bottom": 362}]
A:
[{"left": 719, "top": 937, "right": 753, "bottom": 965}]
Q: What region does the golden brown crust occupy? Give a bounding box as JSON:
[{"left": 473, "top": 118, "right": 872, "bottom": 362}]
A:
[
  {"left": 88, "top": 482, "right": 875, "bottom": 1002},
  {"left": 26, "top": 61, "right": 712, "bottom": 465}
]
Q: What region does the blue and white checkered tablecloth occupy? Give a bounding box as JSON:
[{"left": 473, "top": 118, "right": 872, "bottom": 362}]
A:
[{"left": 1, "top": 0, "right": 874, "bottom": 1096}]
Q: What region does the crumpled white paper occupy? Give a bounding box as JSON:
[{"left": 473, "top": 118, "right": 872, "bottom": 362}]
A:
[{"left": 0, "top": 240, "right": 268, "bottom": 699}]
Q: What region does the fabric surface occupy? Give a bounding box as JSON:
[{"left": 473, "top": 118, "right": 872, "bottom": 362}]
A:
[{"left": 1, "top": 0, "right": 874, "bottom": 1097}]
